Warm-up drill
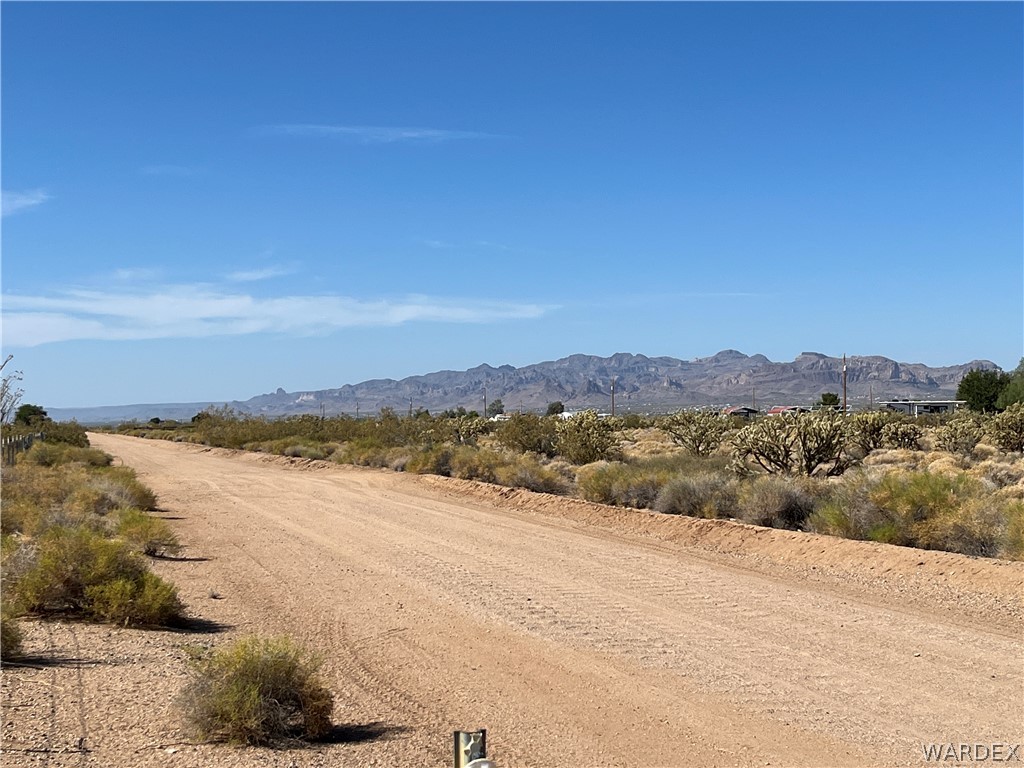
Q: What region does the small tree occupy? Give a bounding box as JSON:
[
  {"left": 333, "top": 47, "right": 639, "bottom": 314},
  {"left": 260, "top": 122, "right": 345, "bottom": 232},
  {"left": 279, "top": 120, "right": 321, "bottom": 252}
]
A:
[
  {"left": 545, "top": 401, "right": 565, "bottom": 416},
  {"left": 486, "top": 398, "right": 505, "bottom": 418},
  {"left": 957, "top": 368, "right": 1009, "bottom": 413},
  {"left": 996, "top": 359, "right": 1024, "bottom": 410},
  {"left": 14, "top": 404, "right": 48, "bottom": 426},
  {"left": 0, "top": 356, "right": 24, "bottom": 425},
  {"left": 661, "top": 410, "right": 730, "bottom": 457},
  {"left": 819, "top": 392, "right": 840, "bottom": 407}
]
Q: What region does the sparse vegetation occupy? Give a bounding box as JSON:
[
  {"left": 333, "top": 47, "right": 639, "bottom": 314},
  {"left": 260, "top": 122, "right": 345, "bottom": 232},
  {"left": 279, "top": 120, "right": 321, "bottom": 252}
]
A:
[
  {"left": 179, "top": 635, "right": 333, "bottom": 746},
  {"left": 106, "top": 403, "right": 1024, "bottom": 561}
]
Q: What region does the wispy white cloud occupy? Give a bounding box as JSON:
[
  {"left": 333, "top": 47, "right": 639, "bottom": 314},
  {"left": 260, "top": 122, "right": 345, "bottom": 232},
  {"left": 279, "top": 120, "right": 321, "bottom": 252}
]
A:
[
  {"left": 254, "top": 124, "right": 501, "bottom": 144},
  {"left": 225, "top": 266, "right": 293, "bottom": 282},
  {"left": 141, "top": 164, "right": 203, "bottom": 177},
  {"left": 111, "top": 267, "right": 164, "bottom": 283},
  {"left": 2, "top": 285, "right": 552, "bottom": 347},
  {"left": 2, "top": 189, "right": 50, "bottom": 217}
]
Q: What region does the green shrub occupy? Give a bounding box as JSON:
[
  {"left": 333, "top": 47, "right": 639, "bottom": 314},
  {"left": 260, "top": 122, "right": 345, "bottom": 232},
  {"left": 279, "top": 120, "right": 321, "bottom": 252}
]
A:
[
  {"left": 1002, "top": 501, "right": 1024, "bottom": 560},
  {"left": 555, "top": 411, "right": 616, "bottom": 465},
  {"left": 13, "top": 527, "right": 183, "bottom": 626},
  {"left": 576, "top": 461, "right": 672, "bottom": 508},
  {"left": 116, "top": 508, "right": 182, "bottom": 557},
  {"left": 449, "top": 447, "right": 503, "bottom": 483},
  {"left": 494, "top": 413, "right": 557, "bottom": 456},
  {"left": 40, "top": 421, "right": 90, "bottom": 448},
  {"left": 654, "top": 472, "right": 738, "bottom": 518},
  {"left": 19, "top": 442, "right": 69, "bottom": 467},
  {"left": 405, "top": 446, "right": 454, "bottom": 476},
  {"left": 737, "top": 475, "right": 818, "bottom": 529},
  {"left": 1, "top": 606, "right": 22, "bottom": 660},
  {"left": 179, "top": 635, "right": 333, "bottom": 746},
  {"left": 494, "top": 456, "right": 569, "bottom": 495}
]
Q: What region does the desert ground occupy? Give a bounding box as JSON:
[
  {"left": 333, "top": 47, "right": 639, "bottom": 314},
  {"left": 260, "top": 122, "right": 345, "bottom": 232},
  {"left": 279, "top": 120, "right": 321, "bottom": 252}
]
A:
[{"left": 3, "top": 433, "right": 1022, "bottom": 767}]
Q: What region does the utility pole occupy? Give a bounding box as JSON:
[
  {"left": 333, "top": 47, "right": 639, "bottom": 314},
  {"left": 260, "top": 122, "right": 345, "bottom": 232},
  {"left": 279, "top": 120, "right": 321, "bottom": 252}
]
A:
[
  {"left": 483, "top": 386, "right": 487, "bottom": 418},
  {"left": 842, "top": 353, "right": 848, "bottom": 415},
  {"left": 355, "top": 401, "right": 360, "bottom": 419},
  {"left": 610, "top": 378, "right": 616, "bottom": 417},
  {"left": 752, "top": 386, "right": 756, "bottom": 410}
]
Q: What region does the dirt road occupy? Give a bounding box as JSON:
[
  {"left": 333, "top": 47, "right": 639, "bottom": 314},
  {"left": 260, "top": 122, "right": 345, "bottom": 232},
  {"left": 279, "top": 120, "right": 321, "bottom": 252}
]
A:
[{"left": 5, "top": 434, "right": 1022, "bottom": 767}]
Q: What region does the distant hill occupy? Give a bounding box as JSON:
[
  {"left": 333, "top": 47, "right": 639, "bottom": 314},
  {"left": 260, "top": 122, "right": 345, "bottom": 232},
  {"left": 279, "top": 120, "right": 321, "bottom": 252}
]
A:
[{"left": 48, "top": 350, "right": 998, "bottom": 424}]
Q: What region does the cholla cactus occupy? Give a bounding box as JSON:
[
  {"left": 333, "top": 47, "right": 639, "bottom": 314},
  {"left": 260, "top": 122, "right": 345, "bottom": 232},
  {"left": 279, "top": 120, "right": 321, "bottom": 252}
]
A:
[
  {"left": 933, "top": 414, "right": 986, "bottom": 456},
  {"left": 882, "top": 420, "right": 923, "bottom": 450},
  {"left": 449, "top": 415, "right": 489, "bottom": 446},
  {"left": 989, "top": 403, "right": 1024, "bottom": 452},
  {"left": 849, "top": 411, "right": 898, "bottom": 453},
  {"left": 555, "top": 410, "right": 615, "bottom": 464},
  {"left": 661, "top": 410, "right": 730, "bottom": 456},
  {"left": 732, "top": 411, "right": 850, "bottom": 477}
]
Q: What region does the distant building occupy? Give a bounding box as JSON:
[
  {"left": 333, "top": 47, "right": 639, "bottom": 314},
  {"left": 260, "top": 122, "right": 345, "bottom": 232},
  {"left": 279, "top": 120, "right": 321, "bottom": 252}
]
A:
[
  {"left": 722, "top": 406, "right": 759, "bottom": 419},
  {"left": 766, "top": 405, "right": 810, "bottom": 416},
  {"left": 878, "top": 400, "right": 965, "bottom": 417}
]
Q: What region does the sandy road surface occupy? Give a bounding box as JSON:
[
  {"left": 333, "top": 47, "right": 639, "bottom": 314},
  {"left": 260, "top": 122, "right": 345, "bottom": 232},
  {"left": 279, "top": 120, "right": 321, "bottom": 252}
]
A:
[{"left": 4, "top": 434, "right": 1022, "bottom": 768}]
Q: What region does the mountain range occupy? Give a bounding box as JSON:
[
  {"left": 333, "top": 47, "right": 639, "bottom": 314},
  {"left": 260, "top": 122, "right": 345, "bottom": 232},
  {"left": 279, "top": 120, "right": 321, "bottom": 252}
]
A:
[{"left": 46, "top": 350, "right": 997, "bottom": 424}]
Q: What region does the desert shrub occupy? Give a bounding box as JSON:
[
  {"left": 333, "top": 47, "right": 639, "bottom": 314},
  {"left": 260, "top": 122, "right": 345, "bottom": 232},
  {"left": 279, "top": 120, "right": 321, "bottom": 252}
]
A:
[
  {"left": 989, "top": 403, "right": 1024, "bottom": 453},
  {"left": 933, "top": 415, "right": 986, "bottom": 456},
  {"left": 282, "top": 444, "right": 327, "bottom": 460},
  {"left": 576, "top": 461, "right": 672, "bottom": 508},
  {"left": 87, "top": 467, "right": 158, "bottom": 511},
  {"left": 737, "top": 476, "right": 818, "bottom": 529},
  {"left": 882, "top": 421, "right": 923, "bottom": 450},
  {"left": 971, "top": 459, "right": 1024, "bottom": 489},
  {"left": 40, "top": 421, "right": 90, "bottom": 448},
  {"left": 866, "top": 471, "right": 1001, "bottom": 556},
  {"left": 13, "top": 527, "right": 183, "bottom": 626},
  {"left": 19, "top": 442, "right": 70, "bottom": 467},
  {"left": 449, "top": 447, "right": 503, "bottom": 483},
  {"left": 494, "top": 413, "right": 557, "bottom": 456},
  {"left": 405, "top": 446, "right": 454, "bottom": 476},
  {"left": 180, "top": 635, "right": 333, "bottom": 746},
  {"left": 86, "top": 571, "right": 184, "bottom": 626},
  {"left": 555, "top": 411, "right": 616, "bottom": 465},
  {"left": 1, "top": 606, "right": 23, "bottom": 660},
  {"left": 493, "top": 455, "right": 569, "bottom": 495},
  {"left": 660, "top": 411, "right": 730, "bottom": 457},
  {"left": 116, "top": 508, "right": 182, "bottom": 557},
  {"left": 654, "top": 472, "right": 739, "bottom": 518},
  {"left": 849, "top": 411, "right": 898, "bottom": 454},
  {"left": 732, "top": 412, "right": 850, "bottom": 477},
  {"left": 1002, "top": 501, "right": 1024, "bottom": 560}
]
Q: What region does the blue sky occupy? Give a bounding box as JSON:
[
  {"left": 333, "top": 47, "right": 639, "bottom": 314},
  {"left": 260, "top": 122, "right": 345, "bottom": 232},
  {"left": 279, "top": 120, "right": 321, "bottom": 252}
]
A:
[{"left": 2, "top": 2, "right": 1021, "bottom": 408}]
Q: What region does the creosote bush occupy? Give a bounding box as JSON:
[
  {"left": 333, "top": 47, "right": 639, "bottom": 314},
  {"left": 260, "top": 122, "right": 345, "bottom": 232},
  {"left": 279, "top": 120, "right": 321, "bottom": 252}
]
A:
[
  {"left": 12, "top": 526, "right": 183, "bottom": 626},
  {"left": 737, "top": 475, "right": 818, "bottom": 530},
  {"left": 116, "top": 508, "right": 182, "bottom": 557},
  {"left": 180, "top": 635, "right": 333, "bottom": 746}
]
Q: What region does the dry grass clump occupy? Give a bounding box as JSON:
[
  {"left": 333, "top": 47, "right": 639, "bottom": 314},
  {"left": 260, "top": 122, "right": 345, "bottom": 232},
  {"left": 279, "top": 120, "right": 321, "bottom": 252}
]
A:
[
  {"left": 653, "top": 472, "right": 739, "bottom": 518},
  {"left": 494, "top": 455, "right": 570, "bottom": 495},
  {"left": 179, "top": 636, "right": 333, "bottom": 746},
  {"left": 736, "top": 475, "right": 819, "bottom": 529},
  {"left": 115, "top": 508, "right": 182, "bottom": 557}
]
